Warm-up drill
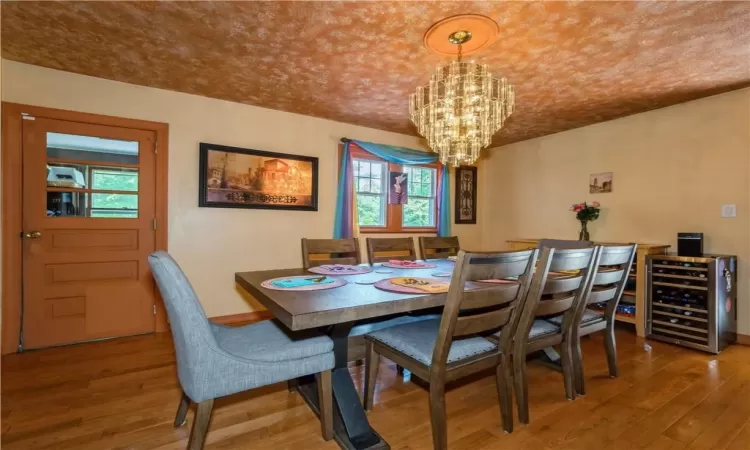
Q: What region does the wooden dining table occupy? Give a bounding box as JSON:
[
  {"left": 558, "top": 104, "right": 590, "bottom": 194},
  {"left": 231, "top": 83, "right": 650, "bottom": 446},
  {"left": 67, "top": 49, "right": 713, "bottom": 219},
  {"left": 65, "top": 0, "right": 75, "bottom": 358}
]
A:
[{"left": 235, "top": 260, "right": 457, "bottom": 450}]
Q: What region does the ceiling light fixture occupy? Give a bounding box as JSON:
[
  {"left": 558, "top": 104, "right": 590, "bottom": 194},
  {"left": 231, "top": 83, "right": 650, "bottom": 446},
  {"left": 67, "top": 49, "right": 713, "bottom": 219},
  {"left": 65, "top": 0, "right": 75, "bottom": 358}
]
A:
[{"left": 410, "top": 17, "right": 514, "bottom": 166}]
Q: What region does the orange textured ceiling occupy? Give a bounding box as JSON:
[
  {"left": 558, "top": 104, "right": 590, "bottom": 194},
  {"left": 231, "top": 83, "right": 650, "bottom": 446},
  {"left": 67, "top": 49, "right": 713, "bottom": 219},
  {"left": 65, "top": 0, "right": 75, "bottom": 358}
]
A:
[{"left": 2, "top": 1, "right": 749, "bottom": 146}]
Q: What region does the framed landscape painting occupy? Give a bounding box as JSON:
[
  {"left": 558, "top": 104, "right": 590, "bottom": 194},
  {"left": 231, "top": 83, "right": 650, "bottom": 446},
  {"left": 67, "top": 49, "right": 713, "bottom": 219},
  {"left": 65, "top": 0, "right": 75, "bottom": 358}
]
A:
[{"left": 199, "top": 143, "right": 318, "bottom": 211}]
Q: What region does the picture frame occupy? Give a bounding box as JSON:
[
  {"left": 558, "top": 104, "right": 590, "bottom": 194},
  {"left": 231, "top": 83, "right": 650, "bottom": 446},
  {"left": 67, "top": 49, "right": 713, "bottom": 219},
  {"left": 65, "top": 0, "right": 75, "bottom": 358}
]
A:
[
  {"left": 199, "top": 143, "right": 318, "bottom": 211},
  {"left": 589, "top": 172, "right": 612, "bottom": 194},
  {"left": 455, "top": 166, "right": 477, "bottom": 224}
]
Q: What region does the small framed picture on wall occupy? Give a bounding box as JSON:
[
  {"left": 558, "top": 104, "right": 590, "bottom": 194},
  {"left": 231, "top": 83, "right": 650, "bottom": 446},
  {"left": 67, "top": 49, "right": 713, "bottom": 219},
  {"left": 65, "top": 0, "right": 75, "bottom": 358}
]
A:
[
  {"left": 455, "top": 166, "right": 477, "bottom": 224},
  {"left": 589, "top": 172, "right": 612, "bottom": 194}
]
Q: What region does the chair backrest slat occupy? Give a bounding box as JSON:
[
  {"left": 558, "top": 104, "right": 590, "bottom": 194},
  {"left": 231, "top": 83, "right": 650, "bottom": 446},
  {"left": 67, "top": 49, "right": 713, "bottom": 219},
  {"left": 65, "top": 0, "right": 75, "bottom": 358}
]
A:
[
  {"left": 543, "top": 275, "right": 583, "bottom": 294},
  {"left": 460, "top": 284, "right": 520, "bottom": 310},
  {"left": 301, "top": 238, "right": 361, "bottom": 269},
  {"left": 431, "top": 249, "right": 539, "bottom": 368},
  {"left": 594, "top": 268, "right": 624, "bottom": 285},
  {"left": 587, "top": 286, "right": 617, "bottom": 304},
  {"left": 419, "top": 236, "right": 460, "bottom": 260},
  {"left": 366, "top": 237, "right": 416, "bottom": 264},
  {"left": 535, "top": 294, "right": 576, "bottom": 316},
  {"left": 453, "top": 308, "right": 514, "bottom": 337}
]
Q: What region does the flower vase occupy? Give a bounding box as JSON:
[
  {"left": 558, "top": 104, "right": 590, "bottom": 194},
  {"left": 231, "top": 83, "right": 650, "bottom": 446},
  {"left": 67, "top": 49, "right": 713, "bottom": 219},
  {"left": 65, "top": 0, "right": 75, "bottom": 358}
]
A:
[{"left": 578, "top": 221, "right": 590, "bottom": 241}]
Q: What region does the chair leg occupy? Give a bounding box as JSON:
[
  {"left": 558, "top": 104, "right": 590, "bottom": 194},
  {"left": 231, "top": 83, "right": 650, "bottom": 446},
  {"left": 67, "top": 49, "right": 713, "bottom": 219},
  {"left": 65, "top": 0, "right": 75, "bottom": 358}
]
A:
[
  {"left": 560, "top": 339, "right": 576, "bottom": 401},
  {"left": 364, "top": 340, "right": 380, "bottom": 411},
  {"left": 187, "top": 399, "right": 213, "bottom": 450},
  {"left": 316, "top": 370, "right": 334, "bottom": 441},
  {"left": 174, "top": 391, "right": 190, "bottom": 427},
  {"left": 496, "top": 355, "right": 514, "bottom": 434},
  {"left": 573, "top": 333, "right": 586, "bottom": 396},
  {"left": 513, "top": 348, "right": 530, "bottom": 425},
  {"left": 287, "top": 378, "right": 298, "bottom": 393},
  {"left": 428, "top": 381, "right": 448, "bottom": 450},
  {"left": 605, "top": 325, "right": 619, "bottom": 378}
]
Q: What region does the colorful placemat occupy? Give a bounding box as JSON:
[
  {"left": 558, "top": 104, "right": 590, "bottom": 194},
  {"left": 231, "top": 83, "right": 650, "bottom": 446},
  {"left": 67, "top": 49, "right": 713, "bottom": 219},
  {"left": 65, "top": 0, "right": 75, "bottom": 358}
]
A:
[
  {"left": 381, "top": 260, "right": 438, "bottom": 269},
  {"left": 308, "top": 264, "right": 373, "bottom": 275},
  {"left": 261, "top": 276, "right": 347, "bottom": 291},
  {"left": 374, "top": 277, "right": 449, "bottom": 294}
]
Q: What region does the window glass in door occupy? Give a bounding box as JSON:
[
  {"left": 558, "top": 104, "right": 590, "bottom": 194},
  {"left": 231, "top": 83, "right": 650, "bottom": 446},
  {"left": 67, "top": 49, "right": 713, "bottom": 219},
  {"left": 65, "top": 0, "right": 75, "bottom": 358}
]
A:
[{"left": 45, "top": 132, "right": 139, "bottom": 218}]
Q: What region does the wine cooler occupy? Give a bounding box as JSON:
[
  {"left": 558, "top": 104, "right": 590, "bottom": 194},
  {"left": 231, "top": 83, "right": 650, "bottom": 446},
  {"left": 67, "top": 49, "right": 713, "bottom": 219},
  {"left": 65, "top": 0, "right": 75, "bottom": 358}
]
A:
[{"left": 646, "top": 254, "right": 737, "bottom": 354}]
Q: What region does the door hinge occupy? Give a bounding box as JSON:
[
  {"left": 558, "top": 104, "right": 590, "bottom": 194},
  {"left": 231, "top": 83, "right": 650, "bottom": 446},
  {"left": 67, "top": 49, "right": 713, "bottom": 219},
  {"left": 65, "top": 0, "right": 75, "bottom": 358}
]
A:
[
  {"left": 152, "top": 218, "right": 157, "bottom": 230},
  {"left": 154, "top": 140, "right": 158, "bottom": 153},
  {"left": 153, "top": 305, "right": 157, "bottom": 315},
  {"left": 21, "top": 113, "right": 35, "bottom": 121}
]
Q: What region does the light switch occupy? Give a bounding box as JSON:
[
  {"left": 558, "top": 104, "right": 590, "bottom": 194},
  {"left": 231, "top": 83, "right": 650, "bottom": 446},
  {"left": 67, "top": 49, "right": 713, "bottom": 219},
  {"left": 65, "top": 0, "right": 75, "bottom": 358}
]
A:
[{"left": 721, "top": 204, "right": 737, "bottom": 218}]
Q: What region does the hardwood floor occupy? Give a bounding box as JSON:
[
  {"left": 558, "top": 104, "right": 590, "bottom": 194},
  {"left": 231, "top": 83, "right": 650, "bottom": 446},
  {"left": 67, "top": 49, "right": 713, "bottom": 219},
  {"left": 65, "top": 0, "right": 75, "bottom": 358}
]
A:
[{"left": 2, "top": 328, "right": 750, "bottom": 449}]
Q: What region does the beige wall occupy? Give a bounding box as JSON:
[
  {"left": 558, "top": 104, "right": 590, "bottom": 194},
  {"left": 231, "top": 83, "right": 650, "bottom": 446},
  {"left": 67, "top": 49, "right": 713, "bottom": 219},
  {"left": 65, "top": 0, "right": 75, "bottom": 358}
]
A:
[
  {"left": 2, "top": 60, "right": 480, "bottom": 317},
  {"left": 481, "top": 88, "right": 750, "bottom": 333}
]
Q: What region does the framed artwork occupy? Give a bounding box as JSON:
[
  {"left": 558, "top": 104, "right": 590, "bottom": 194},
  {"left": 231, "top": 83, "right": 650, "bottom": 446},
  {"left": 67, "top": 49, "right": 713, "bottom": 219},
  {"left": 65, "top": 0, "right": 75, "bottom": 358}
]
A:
[
  {"left": 199, "top": 143, "right": 318, "bottom": 211},
  {"left": 455, "top": 166, "right": 477, "bottom": 224},
  {"left": 389, "top": 171, "right": 408, "bottom": 204},
  {"left": 589, "top": 172, "right": 612, "bottom": 194}
]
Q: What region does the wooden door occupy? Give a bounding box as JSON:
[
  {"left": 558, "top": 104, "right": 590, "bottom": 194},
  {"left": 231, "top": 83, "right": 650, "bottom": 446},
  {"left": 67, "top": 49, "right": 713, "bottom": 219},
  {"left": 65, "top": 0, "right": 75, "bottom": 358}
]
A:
[{"left": 21, "top": 117, "right": 158, "bottom": 349}]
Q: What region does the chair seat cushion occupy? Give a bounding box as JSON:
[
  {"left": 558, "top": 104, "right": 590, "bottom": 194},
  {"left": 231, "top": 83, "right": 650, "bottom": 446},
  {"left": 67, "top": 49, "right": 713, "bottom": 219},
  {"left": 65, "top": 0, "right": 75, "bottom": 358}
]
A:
[
  {"left": 211, "top": 320, "right": 333, "bottom": 362},
  {"left": 528, "top": 319, "right": 559, "bottom": 339},
  {"left": 546, "top": 309, "right": 604, "bottom": 327},
  {"left": 366, "top": 319, "right": 496, "bottom": 366}
]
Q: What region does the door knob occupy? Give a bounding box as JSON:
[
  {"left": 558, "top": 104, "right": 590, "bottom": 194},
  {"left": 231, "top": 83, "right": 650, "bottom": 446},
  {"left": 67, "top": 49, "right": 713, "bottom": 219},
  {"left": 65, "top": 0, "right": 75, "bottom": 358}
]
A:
[{"left": 24, "top": 231, "right": 42, "bottom": 239}]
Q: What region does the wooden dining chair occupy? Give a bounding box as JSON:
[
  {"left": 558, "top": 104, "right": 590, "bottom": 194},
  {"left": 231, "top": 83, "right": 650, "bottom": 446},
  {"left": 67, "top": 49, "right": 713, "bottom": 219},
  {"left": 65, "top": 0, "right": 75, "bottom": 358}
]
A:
[
  {"left": 550, "top": 244, "right": 637, "bottom": 396},
  {"left": 363, "top": 249, "right": 539, "bottom": 448},
  {"left": 366, "top": 237, "right": 417, "bottom": 264},
  {"left": 301, "top": 238, "right": 361, "bottom": 269},
  {"left": 511, "top": 245, "right": 599, "bottom": 424},
  {"left": 419, "top": 236, "right": 460, "bottom": 260}
]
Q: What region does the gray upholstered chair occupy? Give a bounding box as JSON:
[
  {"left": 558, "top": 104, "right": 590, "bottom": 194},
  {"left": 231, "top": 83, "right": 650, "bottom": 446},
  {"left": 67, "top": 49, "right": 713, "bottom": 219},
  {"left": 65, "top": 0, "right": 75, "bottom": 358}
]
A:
[{"left": 148, "top": 251, "right": 335, "bottom": 450}]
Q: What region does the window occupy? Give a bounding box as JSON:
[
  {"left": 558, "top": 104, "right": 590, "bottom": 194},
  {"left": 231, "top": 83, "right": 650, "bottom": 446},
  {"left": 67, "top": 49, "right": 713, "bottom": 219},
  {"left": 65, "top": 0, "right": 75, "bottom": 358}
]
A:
[
  {"left": 349, "top": 146, "right": 440, "bottom": 233},
  {"left": 403, "top": 166, "right": 436, "bottom": 228},
  {"left": 354, "top": 159, "right": 386, "bottom": 226},
  {"left": 90, "top": 168, "right": 139, "bottom": 218}
]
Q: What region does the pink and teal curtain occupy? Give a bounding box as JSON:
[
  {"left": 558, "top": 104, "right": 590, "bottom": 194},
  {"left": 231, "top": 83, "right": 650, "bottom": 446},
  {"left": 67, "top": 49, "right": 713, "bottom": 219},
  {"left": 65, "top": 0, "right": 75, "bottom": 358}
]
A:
[{"left": 334, "top": 139, "right": 451, "bottom": 239}]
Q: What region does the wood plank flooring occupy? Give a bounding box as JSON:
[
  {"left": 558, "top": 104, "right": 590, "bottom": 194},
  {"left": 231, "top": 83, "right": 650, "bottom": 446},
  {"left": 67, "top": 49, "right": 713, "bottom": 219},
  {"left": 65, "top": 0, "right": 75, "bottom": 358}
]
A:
[{"left": 3, "top": 329, "right": 750, "bottom": 449}]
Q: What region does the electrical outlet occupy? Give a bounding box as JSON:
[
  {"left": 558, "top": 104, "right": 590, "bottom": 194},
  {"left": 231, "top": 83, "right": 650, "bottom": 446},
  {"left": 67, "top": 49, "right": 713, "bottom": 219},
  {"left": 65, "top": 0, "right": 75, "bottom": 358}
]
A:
[{"left": 721, "top": 204, "right": 737, "bottom": 218}]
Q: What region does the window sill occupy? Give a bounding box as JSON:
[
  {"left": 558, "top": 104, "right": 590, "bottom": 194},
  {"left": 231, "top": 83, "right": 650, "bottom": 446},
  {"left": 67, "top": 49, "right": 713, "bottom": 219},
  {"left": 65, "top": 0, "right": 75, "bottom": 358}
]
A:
[{"left": 359, "top": 227, "right": 438, "bottom": 235}]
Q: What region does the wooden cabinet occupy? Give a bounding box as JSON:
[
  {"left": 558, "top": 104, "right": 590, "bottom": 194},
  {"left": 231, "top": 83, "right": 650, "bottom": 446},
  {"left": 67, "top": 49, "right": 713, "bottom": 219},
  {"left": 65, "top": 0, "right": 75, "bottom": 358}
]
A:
[{"left": 506, "top": 239, "right": 670, "bottom": 337}]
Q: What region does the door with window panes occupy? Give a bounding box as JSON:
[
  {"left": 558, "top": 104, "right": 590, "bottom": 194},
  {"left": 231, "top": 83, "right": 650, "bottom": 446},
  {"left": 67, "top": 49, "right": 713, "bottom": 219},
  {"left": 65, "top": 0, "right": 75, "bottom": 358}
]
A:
[
  {"left": 353, "top": 153, "right": 438, "bottom": 232},
  {"left": 21, "top": 117, "right": 157, "bottom": 349}
]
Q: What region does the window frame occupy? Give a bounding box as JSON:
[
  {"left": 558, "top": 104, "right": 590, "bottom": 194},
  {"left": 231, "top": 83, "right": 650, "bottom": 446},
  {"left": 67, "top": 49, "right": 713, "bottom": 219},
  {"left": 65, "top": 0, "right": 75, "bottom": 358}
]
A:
[
  {"left": 347, "top": 145, "right": 440, "bottom": 234},
  {"left": 88, "top": 166, "right": 140, "bottom": 218}
]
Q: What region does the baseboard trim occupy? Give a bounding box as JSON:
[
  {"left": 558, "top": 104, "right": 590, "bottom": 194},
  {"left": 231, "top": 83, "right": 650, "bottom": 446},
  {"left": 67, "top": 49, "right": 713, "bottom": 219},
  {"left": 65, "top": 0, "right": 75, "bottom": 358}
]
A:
[
  {"left": 737, "top": 333, "right": 750, "bottom": 346},
  {"left": 209, "top": 310, "right": 273, "bottom": 326}
]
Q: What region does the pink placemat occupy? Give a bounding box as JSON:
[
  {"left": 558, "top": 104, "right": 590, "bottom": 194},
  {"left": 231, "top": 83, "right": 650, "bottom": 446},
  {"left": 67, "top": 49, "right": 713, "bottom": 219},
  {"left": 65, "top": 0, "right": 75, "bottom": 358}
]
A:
[
  {"left": 374, "top": 277, "right": 449, "bottom": 294},
  {"left": 308, "top": 265, "right": 373, "bottom": 275},
  {"left": 381, "top": 261, "right": 438, "bottom": 269},
  {"left": 261, "top": 276, "right": 347, "bottom": 291}
]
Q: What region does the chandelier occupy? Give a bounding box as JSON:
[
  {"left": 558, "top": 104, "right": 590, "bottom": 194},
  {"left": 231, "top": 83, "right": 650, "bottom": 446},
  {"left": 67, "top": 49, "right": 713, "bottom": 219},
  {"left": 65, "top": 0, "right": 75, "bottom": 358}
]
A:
[{"left": 409, "top": 29, "right": 514, "bottom": 166}]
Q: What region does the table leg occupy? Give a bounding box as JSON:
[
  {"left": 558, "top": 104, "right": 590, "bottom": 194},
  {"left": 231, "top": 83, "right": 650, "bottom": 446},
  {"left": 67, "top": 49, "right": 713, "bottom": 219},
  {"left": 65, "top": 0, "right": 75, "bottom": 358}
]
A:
[{"left": 296, "top": 323, "right": 389, "bottom": 450}]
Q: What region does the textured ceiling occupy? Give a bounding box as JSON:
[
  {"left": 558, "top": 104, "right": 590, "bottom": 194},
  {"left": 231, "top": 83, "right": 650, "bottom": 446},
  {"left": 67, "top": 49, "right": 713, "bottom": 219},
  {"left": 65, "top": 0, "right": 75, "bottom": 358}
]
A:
[{"left": 3, "top": 1, "right": 750, "bottom": 146}]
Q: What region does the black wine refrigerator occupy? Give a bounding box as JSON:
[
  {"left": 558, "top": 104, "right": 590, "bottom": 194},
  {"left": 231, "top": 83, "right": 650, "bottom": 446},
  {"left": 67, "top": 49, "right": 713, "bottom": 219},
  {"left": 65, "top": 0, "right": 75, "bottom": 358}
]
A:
[{"left": 646, "top": 254, "right": 737, "bottom": 354}]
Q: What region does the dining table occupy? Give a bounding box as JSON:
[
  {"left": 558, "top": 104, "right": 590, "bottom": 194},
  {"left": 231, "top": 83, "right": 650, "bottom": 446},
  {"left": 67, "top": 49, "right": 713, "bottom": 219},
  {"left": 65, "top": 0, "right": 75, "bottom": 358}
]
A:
[{"left": 235, "top": 259, "right": 458, "bottom": 450}]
